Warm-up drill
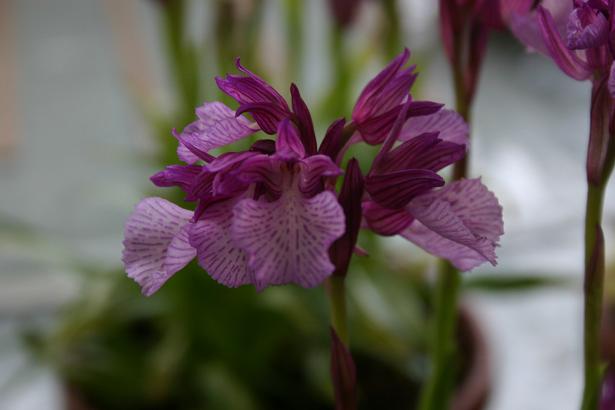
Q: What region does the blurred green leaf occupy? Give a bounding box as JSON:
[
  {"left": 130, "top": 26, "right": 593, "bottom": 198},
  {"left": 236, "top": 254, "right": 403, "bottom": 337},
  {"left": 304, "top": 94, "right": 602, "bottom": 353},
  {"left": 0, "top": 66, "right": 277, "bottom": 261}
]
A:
[{"left": 463, "top": 274, "right": 570, "bottom": 293}]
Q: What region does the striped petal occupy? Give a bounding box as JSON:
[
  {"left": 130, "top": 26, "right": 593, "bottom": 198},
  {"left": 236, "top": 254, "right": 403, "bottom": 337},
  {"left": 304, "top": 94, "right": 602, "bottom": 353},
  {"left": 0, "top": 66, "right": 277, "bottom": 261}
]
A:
[
  {"left": 190, "top": 199, "right": 253, "bottom": 288},
  {"left": 232, "top": 190, "right": 345, "bottom": 290},
  {"left": 176, "top": 102, "right": 256, "bottom": 164},
  {"left": 403, "top": 179, "right": 503, "bottom": 271},
  {"left": 399, "top": 109, "right": 469, "bottom": 147},
  {"left": 122, "top": 198, "right": 196, "bottom": 296}
]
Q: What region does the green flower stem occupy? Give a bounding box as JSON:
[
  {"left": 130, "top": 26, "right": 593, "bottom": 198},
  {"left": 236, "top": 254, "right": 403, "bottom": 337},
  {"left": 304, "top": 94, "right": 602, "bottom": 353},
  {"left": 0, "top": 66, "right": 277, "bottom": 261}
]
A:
[
  {"left": 418, "top": 261, "right": 462, "bottom": 410},
  {"left": 419, "top": 37, "right": 471, "bottom": 410},
  {"left": 580, "top": 182, "right": 607, "bottom": 410},
  {"left": 327, "top": 276, "right": 349, "bottom": 345}
]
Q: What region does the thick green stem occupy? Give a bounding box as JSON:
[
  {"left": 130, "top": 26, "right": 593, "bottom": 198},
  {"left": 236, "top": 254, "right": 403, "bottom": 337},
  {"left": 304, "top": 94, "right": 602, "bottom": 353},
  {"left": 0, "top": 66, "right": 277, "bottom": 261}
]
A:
[
  {"left": 418, "top": 262, "right": 462, "bottom": 410},
  {"left": 327, "top": 276, "right": 349, "bottom": 345},
  {"left": 580, "top": 183, "right": 606, "bottom": 410}
]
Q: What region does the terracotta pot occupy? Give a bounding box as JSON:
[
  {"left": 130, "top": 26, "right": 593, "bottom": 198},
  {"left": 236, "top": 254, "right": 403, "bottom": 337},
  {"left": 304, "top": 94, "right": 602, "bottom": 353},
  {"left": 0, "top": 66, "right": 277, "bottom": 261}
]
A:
[{"left": 453, "top": 306, "right": 490, "bottom": 410}]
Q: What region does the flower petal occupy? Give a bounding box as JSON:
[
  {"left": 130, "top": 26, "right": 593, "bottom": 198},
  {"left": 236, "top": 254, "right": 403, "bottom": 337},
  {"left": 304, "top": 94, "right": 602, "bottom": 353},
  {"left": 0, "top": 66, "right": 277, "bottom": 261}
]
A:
[
  {"left": 365, "top": 169, "right": 445, "bottom": 209},
  {"left": 353, "top": 48, "right": 411, "bottom": 123},
  {"left": 362, "top": 200, "right": 414, "bottom": 236},
  {"left": 329, "top": 159, "right": 364, "bottom": 277},
  {"left": 232, "top": 190, "right": 345, "bottom": 290},
  {"left": 566, "top": 5, "right": 609, "bottom": 50},
  {"left": 175, "top": 102, "right": 256, "bottom": 164},
  {"left": 537, "top": 6, "right": 592, "bottom": 80},
  {"left": 357, "top": 101, "right": 444, "bottom": 145},
  {"left": 399, "top": 109, "right": 469, "bottom": 147},
  {"left": 318, "top": 118, "right": 347, "bottom": 163},
  {"left": 383, "top": 132, "right": 466, "bottom": 173},
  {"left": 216, "top": 58, "right": 290, "bottom": 133},
  {"left": 122, "top": 198, "right": 196, "bottom": 296},
  {"left": 403, "top": 179, "right": 503, "bottom": 271},
  {"left": 299, "top": 154, "right": 343, "bottom": 197},
  {"left": 275, "top": 118, "right": 306, "bottom": 161},
  {"left": 150, "top": 164, "right": 203, "bottom": 193},
  {"left": 290, "top": 84, "right": 318, "bottom": 155},
  {"left": 190, "top": 199, "right": 253, "bottom": 288}
]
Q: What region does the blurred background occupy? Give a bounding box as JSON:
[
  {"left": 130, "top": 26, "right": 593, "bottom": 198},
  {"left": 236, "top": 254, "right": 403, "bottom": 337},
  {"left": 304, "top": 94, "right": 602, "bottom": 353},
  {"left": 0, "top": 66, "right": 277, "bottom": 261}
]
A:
[{"left": 1, "top": 0, "right": 614, "bottom": 409}]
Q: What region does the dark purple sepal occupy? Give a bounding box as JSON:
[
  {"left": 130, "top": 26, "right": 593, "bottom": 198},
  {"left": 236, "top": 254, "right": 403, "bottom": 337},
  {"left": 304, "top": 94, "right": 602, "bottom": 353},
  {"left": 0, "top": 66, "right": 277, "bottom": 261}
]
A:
[
  {"left": 365, "top": 169, "right": 444, "bottom": 209},
  {"left": 299, "top": 155, "right": 343, "bottom": 198},
  {"left": 353, "top": 48, "right": 411, "bottom": 123},
  {"left": 318, "top": 118, "right": 347, "bottom": 162},
  {"left": 276, "top": 118, "right": 306, "bottom": 161},
  {"left": 329, "top": 158, "right": 364, "bottom": 277},
  {"left": 383, "top": 132, "right": 466, "bottom": 173},
  {"left": 187, "top": 169, "right": 216, "bottom": 201},
  {"left": 150, "top": 164, "right": 202, "bottom": 193},
  {"left": 290, "top": 84, "right": 318, "bottom": 155},
  {"left": 236, "top": 102, "right": 289, "bottom": 134},
  {"left": 216, "top": 58, "right": 289, "bottom": 110},
  {"left": 330, "top": 328, "right": 357, "bottom": 410},
  {"left": 357, "top": 101, "right": 444, "bottom": 145},
  {"left": 363, "top": 200, "right": 414, "bottom": 236}
]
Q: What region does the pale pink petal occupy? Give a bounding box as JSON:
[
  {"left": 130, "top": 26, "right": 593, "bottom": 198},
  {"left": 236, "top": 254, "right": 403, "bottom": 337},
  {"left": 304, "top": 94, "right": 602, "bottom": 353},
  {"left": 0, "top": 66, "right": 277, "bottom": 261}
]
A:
[
  {"left": 232, "top": 190, "right": 345, "bottom": 290},
  {"left": 176, "top": 101, "right": 257, "bottom": 164},
  {"left": 403, "top": 179, "right": 503, "bottom": 271},
  {"left": 189, "top": 199, "right": 253, "bottom": 288},
  {"left": 122, "top": 198, "right": 196, "bottom": 296},
  {"left": 399, "top": 109, "right": 469, "bottom": 147}
]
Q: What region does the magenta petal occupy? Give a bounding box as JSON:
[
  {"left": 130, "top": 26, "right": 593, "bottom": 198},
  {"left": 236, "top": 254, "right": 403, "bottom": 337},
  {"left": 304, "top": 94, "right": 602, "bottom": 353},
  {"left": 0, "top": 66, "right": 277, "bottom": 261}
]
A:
[
  {"left": 383, "top": 132, "right": 466, "bottom": 173},
  {"left": 365, "top": 169, "right": 445, "bottom": 209},
  {"left": 352, "top": 48, "right": 411, "bottom": 123},
  {"left": 403, "top": 179, "right": 503, "bottom": 271},
  {"left": 150, "top": 164, "right": 202, "bottom": 193},
  {"left": 176, "top": 102, "right": 256, "bottom": 164},
  {"left": 538, "top": 6, "right": 592, "bottom": 80},
  {"left": 400, "top": 109, "right": 469, "bottom": 147},
  {"left": 318, "top": 118, "right": 348, "bottom": 163},
  {"left": 329, "top": 159, "right": 364, "bottom": 277},
  {"left": 122, "top": 198, "right": 196, "bottom": 296},
  {"left": 566, "top": 5, "right": 609, "bottom": 50},
  {"left": 290, "top": 84, "right": 318, "bottom": 155},
  {"left": 299, "top": 155, "right": 343, "bottom": 197},
  {"left": 363, "top": 200, "right": 414, "bottom": 236},
  {"left": 231, "top": 190, "right": 345, "bottom": 290},
  {"left": 190, "top": 199, "right": 252, "bottom": 288},
  {"left": 276, "top": 118, "right": 306, "bottom": 161}
]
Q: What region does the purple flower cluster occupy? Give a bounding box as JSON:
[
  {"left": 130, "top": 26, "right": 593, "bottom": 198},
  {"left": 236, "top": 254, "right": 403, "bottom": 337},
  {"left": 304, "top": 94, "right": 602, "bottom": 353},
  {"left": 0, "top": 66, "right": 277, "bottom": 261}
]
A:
[
  {"left": 509, "top": 1, "right": 615, "bottom": 182},
  {"left": 122, "top": 50, "right": 504, "bottom": 295}
]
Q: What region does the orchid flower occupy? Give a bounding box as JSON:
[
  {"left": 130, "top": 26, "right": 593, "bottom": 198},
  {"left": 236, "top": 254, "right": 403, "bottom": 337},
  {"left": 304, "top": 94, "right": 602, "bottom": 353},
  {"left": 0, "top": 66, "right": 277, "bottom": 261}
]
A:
[
  {"left": 124, "top": 60, "right": 345, "bottom": 294},
  {"left": 362, "top": 99, "right": 503, "bottom": 271},
  {"left": 122, "top": 51, "right": 504, "bottom": 410}
]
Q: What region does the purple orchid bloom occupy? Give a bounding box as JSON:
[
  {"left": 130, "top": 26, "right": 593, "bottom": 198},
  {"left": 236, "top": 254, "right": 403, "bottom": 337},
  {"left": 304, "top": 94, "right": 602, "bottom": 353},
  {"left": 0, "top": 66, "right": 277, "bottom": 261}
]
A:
[
  {"left": 351, "top": 49, "right": 443, "bottom": 145},
  {"left": 123, "top": 61, "right": 345, "bottom": 294},
  {"left": 362, "top": 100, "right": 504, "bottom": 271},
  {"left": 123, "top": 51, "right": 504, "bottom": 296},
  {"left": 509, "top": 1, "right": 615, "bottom": 182}
]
